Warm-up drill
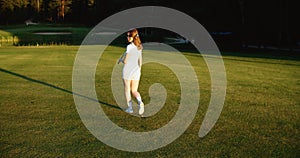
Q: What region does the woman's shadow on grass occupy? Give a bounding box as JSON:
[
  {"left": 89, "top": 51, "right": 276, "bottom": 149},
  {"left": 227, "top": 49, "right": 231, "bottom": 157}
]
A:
[{"left": 0, "top": 68, "right": 121, "bottom": 110}]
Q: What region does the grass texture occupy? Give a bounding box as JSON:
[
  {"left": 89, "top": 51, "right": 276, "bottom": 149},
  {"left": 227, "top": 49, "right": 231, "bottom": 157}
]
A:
[{"left": 0, "top": 46, "right": 299, "bottom": 157}]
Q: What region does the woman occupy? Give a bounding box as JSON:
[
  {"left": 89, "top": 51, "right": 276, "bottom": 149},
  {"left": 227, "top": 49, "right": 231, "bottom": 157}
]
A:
[{"left": 120, "top": 28, "right": 144, "bottom": 115}]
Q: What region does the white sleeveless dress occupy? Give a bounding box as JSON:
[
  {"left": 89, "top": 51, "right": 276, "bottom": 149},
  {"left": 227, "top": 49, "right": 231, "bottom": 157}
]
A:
[{"left": 122, "top": 43, "right": 142, "bottom": 80}]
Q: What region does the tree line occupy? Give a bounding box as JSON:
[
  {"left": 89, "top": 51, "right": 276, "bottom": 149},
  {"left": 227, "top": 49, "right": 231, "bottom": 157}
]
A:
[
  {"left": 1, "top": 0, "right": 107, "bottom": 25},
  {"left": 0, "top": 0, "right": 177, "bottom": 25}
]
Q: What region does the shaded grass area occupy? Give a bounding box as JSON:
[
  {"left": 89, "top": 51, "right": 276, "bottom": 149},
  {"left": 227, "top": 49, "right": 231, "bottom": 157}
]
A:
[{"left": 0, "top": 46, "right": 299, "bottom": 157}]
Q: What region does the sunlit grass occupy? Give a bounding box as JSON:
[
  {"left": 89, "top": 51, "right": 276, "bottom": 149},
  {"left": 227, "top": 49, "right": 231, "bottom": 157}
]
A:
[
  {"left": 0, "top": 25, "right": 90, "bottom": 46},
  {"left": 0, "top": 30, "right": 13, "bottom": 37},
  {"left": 0, "top": 46, "right": 299, "bottom": 157}
]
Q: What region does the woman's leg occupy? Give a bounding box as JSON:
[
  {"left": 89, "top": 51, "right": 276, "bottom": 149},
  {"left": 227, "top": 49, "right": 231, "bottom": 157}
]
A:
[
  {"left": 123, "top": 79, "right": 132, "bottom": 102},
  {"left": 131, "top": 80, "right": 141, "bottom": 101},
  {"left": 123, "top": 79, "right": 133, "bottom": 113},
  {"left": 131, "top": 80, "right": 144, "bottom": 114}
]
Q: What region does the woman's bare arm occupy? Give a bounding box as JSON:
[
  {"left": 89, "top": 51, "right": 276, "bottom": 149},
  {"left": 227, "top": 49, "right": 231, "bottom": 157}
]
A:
[
  {"left": 123, "top": 53, "right": 129, "bottom": 64},
  {"left": 138, "top": 54, "right": 142, "bottom": 68}
]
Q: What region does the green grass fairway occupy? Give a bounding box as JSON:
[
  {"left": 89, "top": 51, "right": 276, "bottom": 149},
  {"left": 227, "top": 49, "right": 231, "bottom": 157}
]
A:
[
  {"left": 0, "top": 25, "right": 90, "bottom": 46},
  {"left": 0, "top": 46, "right": 299, "bottom": 157}
]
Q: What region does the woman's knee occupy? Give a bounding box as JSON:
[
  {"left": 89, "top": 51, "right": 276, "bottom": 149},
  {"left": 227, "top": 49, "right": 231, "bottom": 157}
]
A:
[{"left": 131, "top": 90, "right": 140, "bottom": 97}]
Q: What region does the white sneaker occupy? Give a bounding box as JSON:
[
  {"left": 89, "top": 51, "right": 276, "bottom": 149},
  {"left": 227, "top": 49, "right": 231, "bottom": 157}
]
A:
[
  {"left": 125, "top": 107, "right": 133, "bottom": 114},
  {"left": 138, "top": 102, "right": 144, "bottom": 115}
]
